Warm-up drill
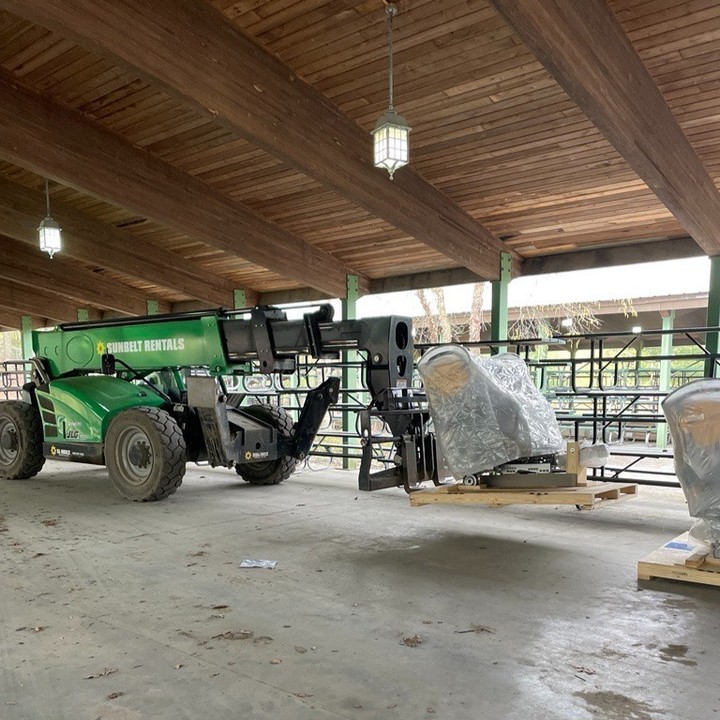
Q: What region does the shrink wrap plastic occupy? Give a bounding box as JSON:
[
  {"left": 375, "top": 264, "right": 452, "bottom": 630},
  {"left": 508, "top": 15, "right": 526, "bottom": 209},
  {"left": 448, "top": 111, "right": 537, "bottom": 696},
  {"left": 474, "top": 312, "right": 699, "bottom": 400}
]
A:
[
  {"left": 417, "top": 346, "right": 563, "bottom": 479},
  {"left": 663, "top": 379, "right": 720, "bottom": 548}
]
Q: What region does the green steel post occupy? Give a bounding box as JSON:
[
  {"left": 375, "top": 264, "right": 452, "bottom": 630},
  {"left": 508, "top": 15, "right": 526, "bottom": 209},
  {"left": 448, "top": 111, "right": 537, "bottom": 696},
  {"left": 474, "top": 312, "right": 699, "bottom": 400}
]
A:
[
  {"left": 146, "top": 300, "right": 159, "bottom": 316},
  {"left": 706, "top": 256, "right": 720, "bottom": 377},
  {"left": 233, "top": 289, "right": 246, "bottom": 309},
  {"left": 342, "top": 275, "right": 359, "bottom": 470},
  {"left": 490, "top": 252, "right": 512, "bottom": 355},
  {"left": 20, "top": 316, "right": 33, "bottom": 360},
  {"left": 656, "top": 311, "right": 674, "bottom": 449},
  {"left": 76, "top": 308, "right": 89, "bottom": 322}
]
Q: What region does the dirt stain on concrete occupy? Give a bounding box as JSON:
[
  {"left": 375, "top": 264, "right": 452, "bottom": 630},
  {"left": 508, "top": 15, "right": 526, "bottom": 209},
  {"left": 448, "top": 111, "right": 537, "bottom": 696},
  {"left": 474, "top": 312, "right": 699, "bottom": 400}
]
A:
[
  {"left": 659, "top": 643, "right": 697, "bottom": 666},
  {"left": 575, "top": 690, "right": 663, "bottom": 720}
]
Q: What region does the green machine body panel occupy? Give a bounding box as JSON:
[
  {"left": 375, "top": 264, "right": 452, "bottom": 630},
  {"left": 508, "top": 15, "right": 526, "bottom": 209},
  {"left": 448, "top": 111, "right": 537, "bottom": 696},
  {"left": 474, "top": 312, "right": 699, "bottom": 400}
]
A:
[
  {"left": 36, "top": 376, "right": 165, "bottom": 444},
  {"left": 33, "top": 314, "right": 231, "bottom": 377}
]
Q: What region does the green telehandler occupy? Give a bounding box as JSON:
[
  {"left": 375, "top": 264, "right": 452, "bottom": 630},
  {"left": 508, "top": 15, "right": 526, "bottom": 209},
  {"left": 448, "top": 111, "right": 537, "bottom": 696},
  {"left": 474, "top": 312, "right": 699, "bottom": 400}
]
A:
[{"left": 0, "top": 304, "right": 419, "bottom": 501}]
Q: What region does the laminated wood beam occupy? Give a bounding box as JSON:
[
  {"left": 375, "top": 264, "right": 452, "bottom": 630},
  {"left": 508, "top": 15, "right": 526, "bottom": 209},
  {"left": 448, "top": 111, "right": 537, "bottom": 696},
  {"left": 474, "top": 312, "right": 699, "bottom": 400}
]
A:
[
  {"left": 522, "top": 237, "right": 702, "bottom": 276},
  {"left": 0, "top": 73, "right": 356, "bottom": 298},
  {"left": 0, "top": 236, "right": 169, "bottom": 316},
  {"left": 0, "top": 177, "right": 242, "bottom": 308},
  {"left": 0, "top": 280, "right": 101, "bottom": 323},
  {"left": 489, "top": 0, "right": 720, "bottom": 255},
  {"left": 5, "top": 0, "right": 515, "bottom": 280}
]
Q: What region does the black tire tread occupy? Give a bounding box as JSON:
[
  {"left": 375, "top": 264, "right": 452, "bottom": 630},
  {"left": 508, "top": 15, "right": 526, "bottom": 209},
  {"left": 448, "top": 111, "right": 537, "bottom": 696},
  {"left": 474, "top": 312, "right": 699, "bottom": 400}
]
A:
[
  {"left": 106, "top": 406, "right": 186, "bottom": 502},
  {"left": 0, "top": 401, "right": 45, "bottom": 480},
  {"left": 235, "top": 404, "right": 296, "bottom": 486}
]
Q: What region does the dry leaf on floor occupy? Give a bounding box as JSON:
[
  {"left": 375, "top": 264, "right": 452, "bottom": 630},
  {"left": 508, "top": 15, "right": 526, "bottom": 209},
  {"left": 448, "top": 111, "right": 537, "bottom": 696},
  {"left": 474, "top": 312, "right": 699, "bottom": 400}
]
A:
[
  {"left": 41, "top": 519, "right": 59, "bottom": 527},
  {"left": 106, "top": 692, "right": 124, "bottom": 700},
  {"left": 294, "top": 646, "right": 307, "bottom": 654},
  {"left": 574, "top": 666, "right": 595, "bottom": 675},
  {"left": 270, "top": 658, "right": 282, "bottom": 665},
  {"left": 211, "top": 604, "right": 229, "bottom": 610},
  {"left": 84, "top": 668, "right": 118, "bottom": 679},
  {"left": 455, "top": 624, "right": 495, "bottom": 635},
  {"left": 32, "top": 626, "right": 45, "bottom": 633},
  {"left": 400, "top": 635, "right": 422, "bottom": 647},
  {"left": 211, "top": 630, "right": 253, "bottom": 641},
  {"left": 175, "top": 663, "right": 185, "bottom": 670}
]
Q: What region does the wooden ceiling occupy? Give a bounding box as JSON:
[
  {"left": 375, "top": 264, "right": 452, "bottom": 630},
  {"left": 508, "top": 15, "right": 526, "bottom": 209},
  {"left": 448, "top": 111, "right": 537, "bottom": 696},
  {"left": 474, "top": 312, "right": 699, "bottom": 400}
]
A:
[{"left": 0, "top": 0, "right": 718, "bottom": 328}]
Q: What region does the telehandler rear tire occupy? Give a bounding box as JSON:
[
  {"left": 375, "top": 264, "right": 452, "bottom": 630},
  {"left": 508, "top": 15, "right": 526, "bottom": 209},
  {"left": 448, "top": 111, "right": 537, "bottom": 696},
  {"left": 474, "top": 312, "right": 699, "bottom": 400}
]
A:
[
  {"left": 235, "top": 404, "right": 296, "bottom": 486},
  {"left": 105, "top": 407, "right": 186, "bottom": 501},
  {"left": 0, "top": 401, "right": 45, "bottom": 479}
]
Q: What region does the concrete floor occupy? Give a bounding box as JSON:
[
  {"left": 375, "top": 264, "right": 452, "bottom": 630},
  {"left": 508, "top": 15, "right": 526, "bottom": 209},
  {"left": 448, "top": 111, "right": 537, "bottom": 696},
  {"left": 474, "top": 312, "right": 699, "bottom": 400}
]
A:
[{"left": 0, "top": 462, "right": 718, "bottom": 720}]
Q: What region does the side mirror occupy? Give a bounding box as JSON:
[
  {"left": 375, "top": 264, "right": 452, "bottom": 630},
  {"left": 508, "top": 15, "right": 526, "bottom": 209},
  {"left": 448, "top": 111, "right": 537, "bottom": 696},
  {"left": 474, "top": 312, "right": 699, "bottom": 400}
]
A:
[{"left": 101, "top": 353, "right": 116, "bottom": 375}]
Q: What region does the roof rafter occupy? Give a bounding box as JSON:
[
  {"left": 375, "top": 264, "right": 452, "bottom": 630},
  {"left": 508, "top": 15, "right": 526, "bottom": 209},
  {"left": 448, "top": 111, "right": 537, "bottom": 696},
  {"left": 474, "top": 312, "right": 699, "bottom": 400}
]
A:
[
  {"left": 0, "top": 71, "right": 360, "bottom": 299},
  {"left": 0, "top": 176, "right": 244, "bottom": 308},
  {"left": 488, "top": 0, "right": 720, "bottom": 255},
  {"left": 0, "top": 236, "right": 171, "bottom": 316},
  {"left": 0, "top": 280, "right": 101, "bottom": 323},
  {"left": 4, "top": 0, "right": 516, "bottom": 280}
]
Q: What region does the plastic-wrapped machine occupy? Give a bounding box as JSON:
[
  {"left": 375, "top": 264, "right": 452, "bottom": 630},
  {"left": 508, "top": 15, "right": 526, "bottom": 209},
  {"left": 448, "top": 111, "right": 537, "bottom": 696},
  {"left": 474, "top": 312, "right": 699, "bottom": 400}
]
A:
[
  {"left": 417, "top": 346, "right": 564, "bottom": 479},
  {"left": 662, "top": 379, "right": 720, "bottom": 548}
]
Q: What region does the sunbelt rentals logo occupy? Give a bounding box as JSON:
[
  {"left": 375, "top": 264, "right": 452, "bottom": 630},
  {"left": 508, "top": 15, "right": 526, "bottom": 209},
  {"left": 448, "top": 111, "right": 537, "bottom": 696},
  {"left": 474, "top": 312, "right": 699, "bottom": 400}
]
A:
[{"left": 96, "top": 338, "right": 187, "bottom": 355}]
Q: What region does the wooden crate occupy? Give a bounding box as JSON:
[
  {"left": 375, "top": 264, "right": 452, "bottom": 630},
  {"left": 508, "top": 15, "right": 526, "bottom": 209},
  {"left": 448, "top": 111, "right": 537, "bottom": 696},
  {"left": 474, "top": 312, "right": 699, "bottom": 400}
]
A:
[
  {"left": 638, "top": 532, "right": 720, "bottom": 587},
  {"left": 409, "top": 481, "right": 638, "bottom": 510}
]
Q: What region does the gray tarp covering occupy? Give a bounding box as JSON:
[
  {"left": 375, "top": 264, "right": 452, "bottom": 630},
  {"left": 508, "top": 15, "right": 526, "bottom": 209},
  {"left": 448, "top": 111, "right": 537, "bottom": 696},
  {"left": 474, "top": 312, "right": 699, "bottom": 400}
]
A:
[
  {"left": 663, "top": 379, "right": 720, "bottom": 547},
  {"left": 417, "top": 346, "right": 564, "bottom": 479}
]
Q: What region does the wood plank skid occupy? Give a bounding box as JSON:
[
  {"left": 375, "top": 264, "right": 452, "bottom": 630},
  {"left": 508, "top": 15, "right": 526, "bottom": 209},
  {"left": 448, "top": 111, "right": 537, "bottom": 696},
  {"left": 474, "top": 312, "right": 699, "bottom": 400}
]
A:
[
  {"left": 409, "top": 482, "right": 638, "bottom": 509},
  {"left": 638, "top": 532, "right": 720, "bottom": 587}
]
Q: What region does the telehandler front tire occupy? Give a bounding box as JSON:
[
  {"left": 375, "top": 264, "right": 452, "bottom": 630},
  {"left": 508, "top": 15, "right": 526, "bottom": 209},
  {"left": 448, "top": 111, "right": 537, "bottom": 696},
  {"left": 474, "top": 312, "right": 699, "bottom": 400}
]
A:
[
  {"left": 0, "top": 401, "right": 45, "bottom": 480},
  {"left": 235, "top": 404, "right": 296, "bottom": 486},
  {"left": 105, "top": 407, "right": 186, "bottom": 501}
]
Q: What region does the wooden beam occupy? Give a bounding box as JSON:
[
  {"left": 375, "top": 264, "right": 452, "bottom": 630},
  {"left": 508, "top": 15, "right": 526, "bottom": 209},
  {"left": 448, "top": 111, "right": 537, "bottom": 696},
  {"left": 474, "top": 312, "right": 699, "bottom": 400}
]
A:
[
  {"left": 0, "top": 236, "right": 170, "bottom": 316},
  {"left": 0, "top": 177, "right": 241, "bottom": 308},
  {"left": 0, "top": 280, "right": 101, "bottom": 323},
  {"left": 370, "top": 268, "right": 482, "bottom": 295},
  {"left": 0, "top": 74, "right": 357, "bottom": 299},
  {"left": 522, "top": 237, "right": 702, "bottom": 276},
  {"left": 5, "top": 0, "right": 516, "bottom": 280},
  {"left": 488, "top": 0, "right": 720, "bottom": 255}
]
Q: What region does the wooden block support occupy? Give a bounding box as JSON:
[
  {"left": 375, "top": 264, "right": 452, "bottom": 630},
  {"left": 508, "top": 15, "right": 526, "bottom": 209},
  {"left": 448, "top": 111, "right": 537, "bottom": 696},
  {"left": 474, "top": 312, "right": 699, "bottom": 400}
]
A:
[{"left": 566, "top": 441, "right": 588, "bottom": 486}]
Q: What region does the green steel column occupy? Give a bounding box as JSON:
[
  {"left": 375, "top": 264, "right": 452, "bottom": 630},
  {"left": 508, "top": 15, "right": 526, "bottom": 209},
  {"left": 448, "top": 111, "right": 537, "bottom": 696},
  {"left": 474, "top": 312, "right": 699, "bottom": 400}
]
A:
[
  {"left": 146, "top": 300, "right": 160, "bottom": 316},
  {"left": 233, "top": 289, "right": 246, "bottom": 309},
  {"left": 655, "top": 310, "right": 674, "bottom": 449},
  {"left": 706, "top": 256, "right": 720, "bottom": 377},
  {"left": 76, "top": 308, "right": 89, "bottom": 322},
  {"left": 490, "top": 252, "right": 512, "bottom": 355},
  {"left": 341, "top": 275, "right": 359, "bottom": 470},
  {"left": 20, "top": 316, "right": 33, "bottom": 359}
]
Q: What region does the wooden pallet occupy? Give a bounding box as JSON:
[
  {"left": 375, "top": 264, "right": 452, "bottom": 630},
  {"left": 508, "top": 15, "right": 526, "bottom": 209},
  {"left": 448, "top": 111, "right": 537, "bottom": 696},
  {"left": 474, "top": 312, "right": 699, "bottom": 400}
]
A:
[
  {"left": 409, "top": 482, "right": 638, "bottom": 510},
  {"left": 637, "top": 532, "right": 720, "bottom": 587}
]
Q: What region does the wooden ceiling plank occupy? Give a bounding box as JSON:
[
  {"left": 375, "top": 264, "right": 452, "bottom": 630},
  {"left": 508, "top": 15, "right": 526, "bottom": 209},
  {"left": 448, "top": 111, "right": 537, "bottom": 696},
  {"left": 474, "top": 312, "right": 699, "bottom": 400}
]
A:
[
  {"left": 0, "top": 72, "right": 358, "bottom": 298},
  {"left": 0, "top": 279, "right": 100, "bottom": 322},
  {"left": 0, "top": 175, "right": 243, "bottom": 307},
  {"left": 5, "top": 0, "right": 516, "bottom": 280},
  {"left": 489, "top": 0, "right": 720, "bottom": 255},
  {"left": 0, "top": 236, "right": 170, "bottom": 316}
]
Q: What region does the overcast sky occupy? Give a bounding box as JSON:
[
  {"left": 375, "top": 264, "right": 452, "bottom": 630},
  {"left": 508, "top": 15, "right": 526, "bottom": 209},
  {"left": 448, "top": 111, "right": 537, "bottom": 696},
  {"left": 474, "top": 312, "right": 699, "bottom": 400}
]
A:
[
  {"left": 281, "top": 255, "right": 710, "bottom": 322},
  {"left": 356, "top": 256, "right": 710, "bottom": 318}
]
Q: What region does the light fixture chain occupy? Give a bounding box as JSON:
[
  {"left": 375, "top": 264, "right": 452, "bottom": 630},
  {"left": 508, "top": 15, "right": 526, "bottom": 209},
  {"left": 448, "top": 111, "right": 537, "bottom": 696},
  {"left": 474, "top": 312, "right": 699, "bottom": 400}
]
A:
[
  {"left": 387, "top": 4, "right": 395, "bottom": 110},
  {"left": 45, "top": 177, "right": 50, "bottom": 216}
]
